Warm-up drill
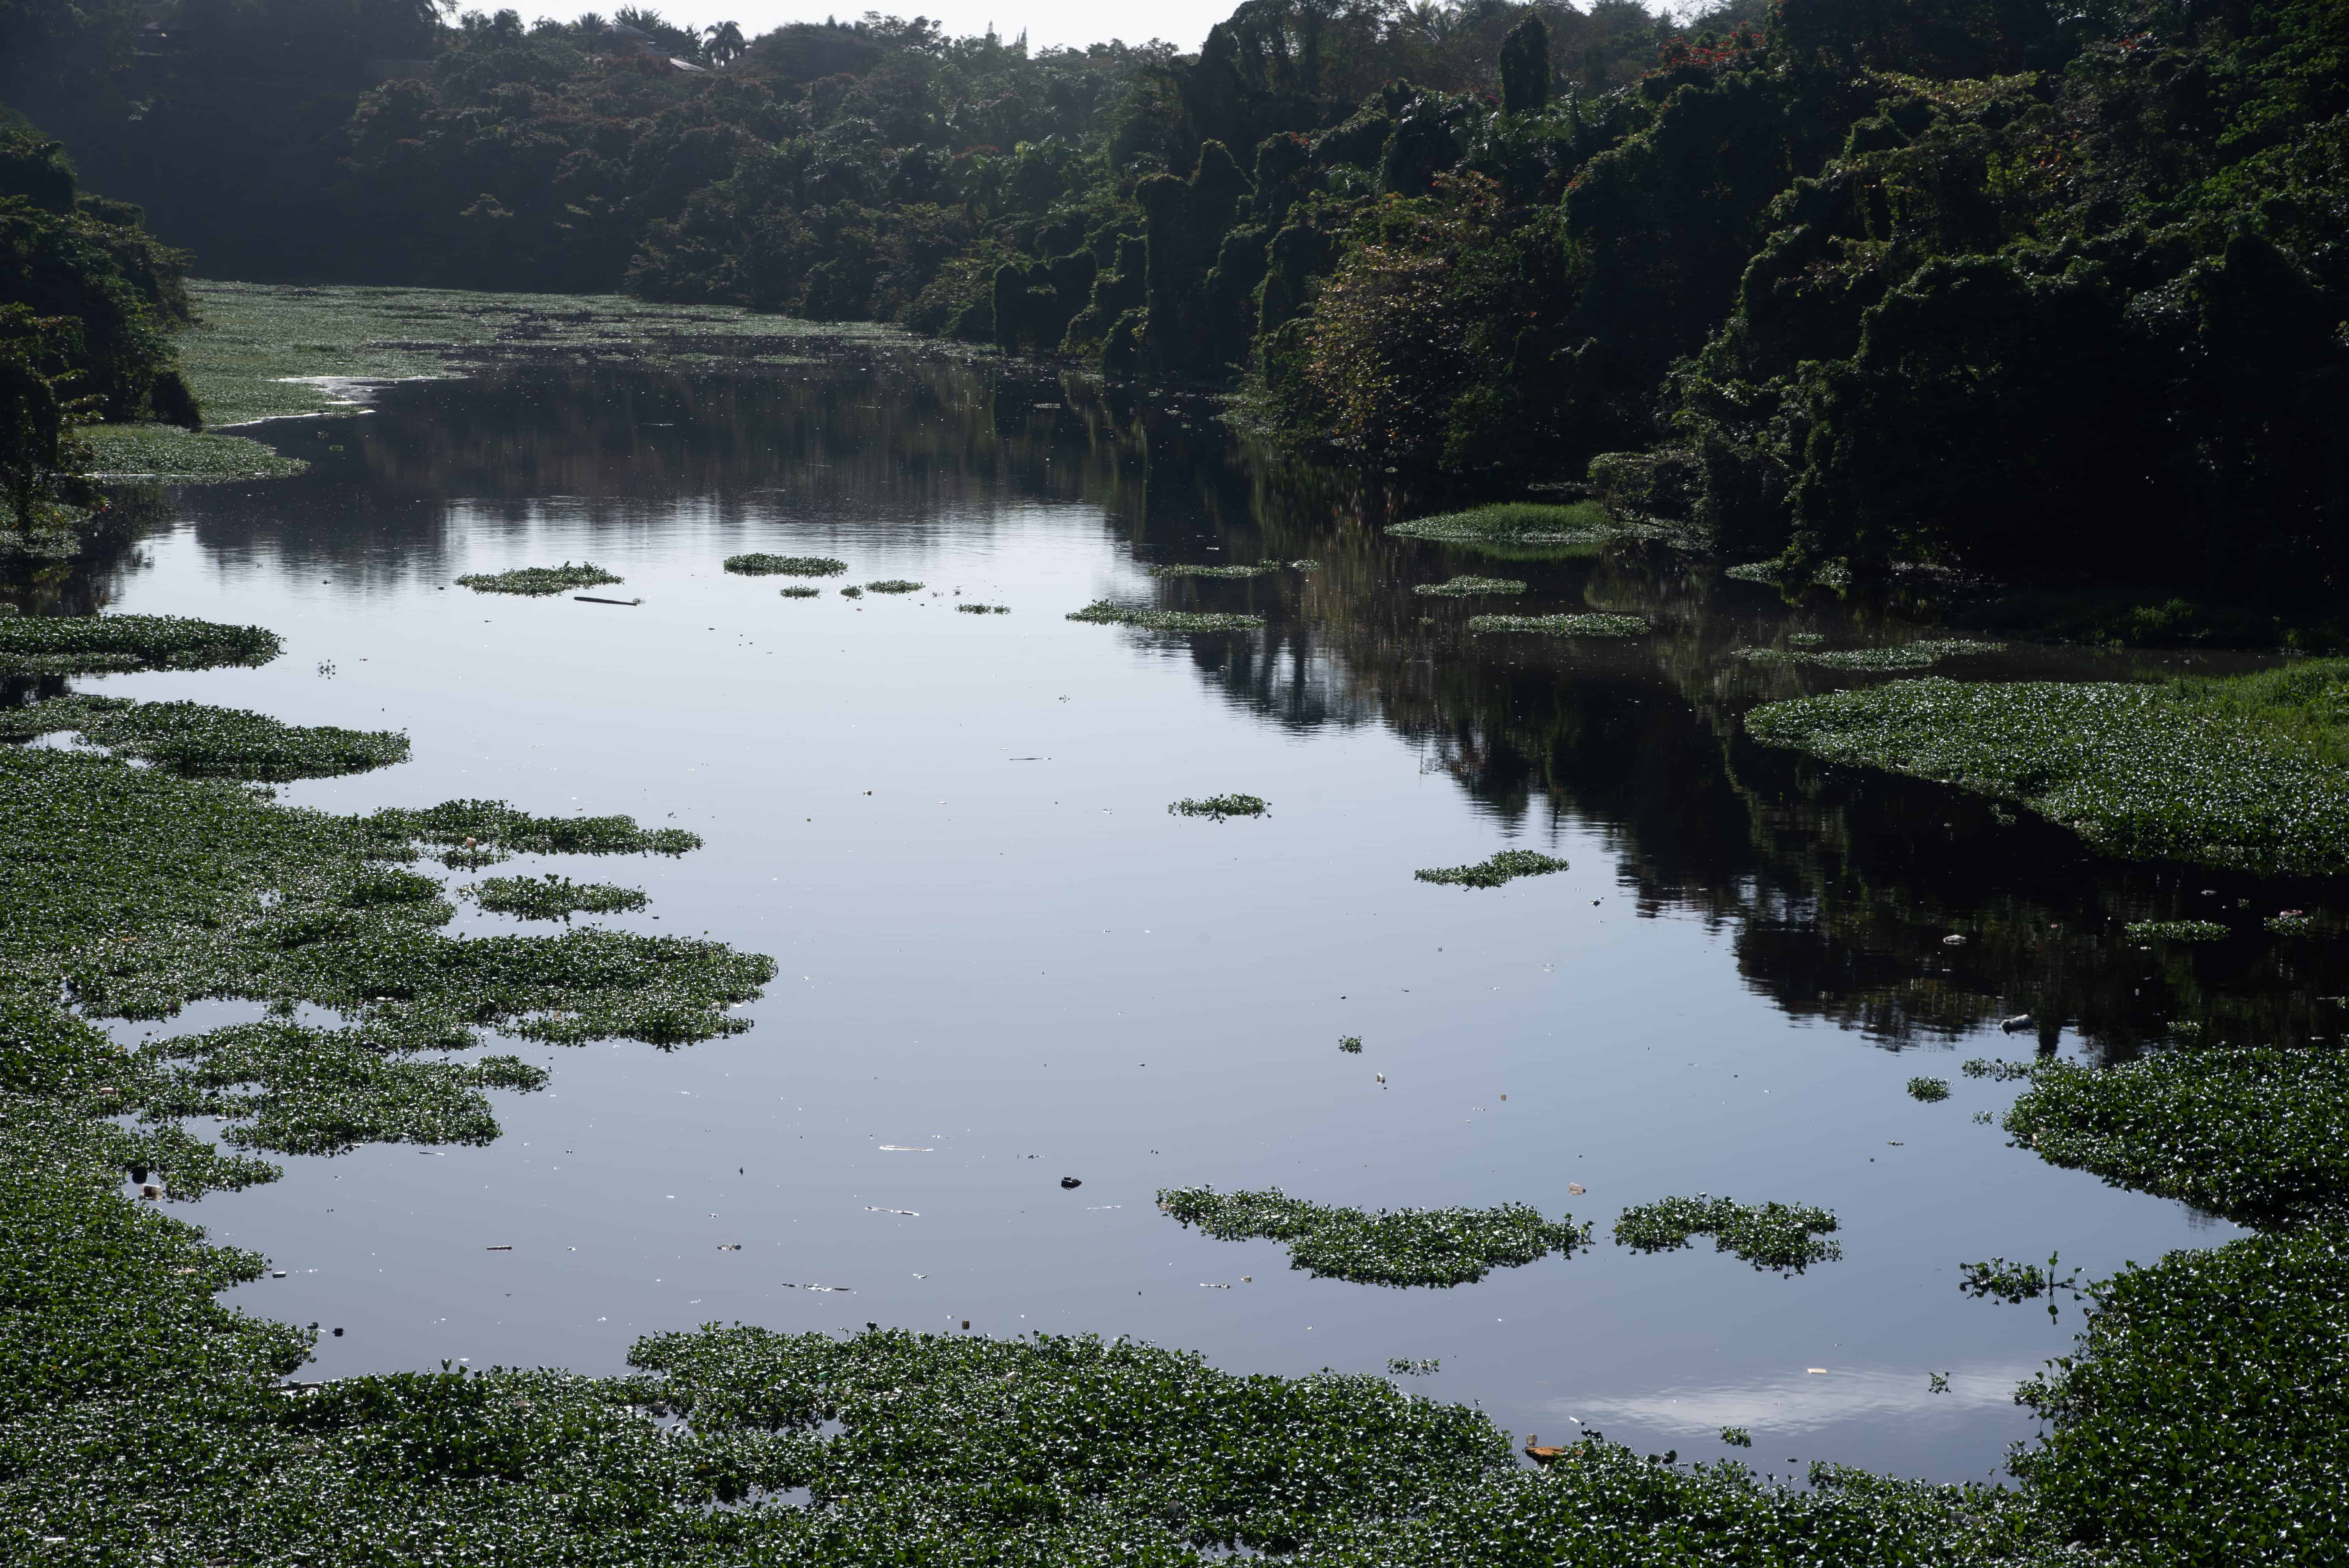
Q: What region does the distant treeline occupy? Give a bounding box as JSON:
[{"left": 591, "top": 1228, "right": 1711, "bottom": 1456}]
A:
[{"left": 3, "top": 0, "right": 2344, "bottom": 590}]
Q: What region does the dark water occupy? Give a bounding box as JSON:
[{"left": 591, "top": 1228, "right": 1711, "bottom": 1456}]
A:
[{"left": 41, "top": 347, "right": 2345, "bottom": 1485}]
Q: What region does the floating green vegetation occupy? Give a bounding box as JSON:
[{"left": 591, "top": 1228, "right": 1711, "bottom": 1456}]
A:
[
  {"left": 1169, "top": 793, "right": 1266, "bottom": 820},
  {"left": 1291, "top": 558, "right": 1322, "bottom": 570},
  {"left": 1466, "top": 613, "right": 1651, "bottom": 638},
  {"left": 1416, "top": 576, "right": 1529, "bottom": 597},
  {"left": 1157, "top": 1185, "right": 1589, "bottom": 1287},
  {"left": 2125, "top": 918, "right": 2230, "bottom": 942},
  {"left": 1147, "top": 562, "right": 1274, "bottom": 579},
  {"left": 0, "top": 697, "right": 407, "bottom": 780},
  {"left": 77, "top": 424, "right": 308, "bottom": 483},
  {"left": 1067, "top": 600, "right": 1264, "bottom": 632},
  {"left": 0, "top": 613, "right": 281, "bottom": 675},
  {"left": 1745, "top": 669, "right": 2349, "bottom": 875},
  {"left": 177, "top": 279, "right": 829, "bottom": 424},
  {"left": 1963, "top": 1058, "right": 2036, "bottom": 1081},
  {"left": 724, "top": 554, "right": 845, "bottom": 577},
  {"left": 1388, "top": 501, "right": 1616, "bottom": 559},
  {"left": 2009, "top": 1224, "right": 2349, "bottom": 1563},
  {"left": 1734, "top": 639, "right": 2005, "bottom": 670},
  {"left": 367, "top": 798, "right": 702, "bottom": 870},
  {"left": 1907, "top": 1076, "right": 1952, "bottom": 1102},
  {"left": 1339, "top": 1035, "right": 1363, "bottom": 1053},
  {"left": 779, "top": 584, "right": 821, "bottom": 598},
  {"left": 464, "top": 875, "right": 649, "bottom": 922},
  {"left": 1613, "top": 1196, "right": 1843, "bottom": 1275},
  {"left": 1414, "top": 848, "right": 1569, "bottom": 888},
  {"left": 1387, "top": 1357, "right": 1440, "bottom": 1376},
  {"left": 864, "top": 579, "right": 923, "bottom": 593},
  {"left": 839, "top": 585, "right": 864, "bottom": 598},
  {"left": 455, "top": 561, "right": 621, "bottom": 597},
  {"left": 2267, "top": 910, "right": 2315, "bottom": 936},
  {"left": 1721, "top": 1426, "right": 1754, "bottom": 1448},
  {"left": 956, "top": 602, "right": 1011, "bottom": 613},
  {"left": 2005, "top": 1048, "right": 2349, "bottom": 1226},
  {"left": 1959, "top": 1253, "right": 2084, "bottom": 1313},
  {"left": 1725, "top": 558, "right": 1854, "bottom": 589}
]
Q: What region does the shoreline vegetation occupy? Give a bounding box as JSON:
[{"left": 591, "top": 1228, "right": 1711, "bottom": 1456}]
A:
[{"left": 4, "top": 0, "right": 2347, "bottom": 1550}]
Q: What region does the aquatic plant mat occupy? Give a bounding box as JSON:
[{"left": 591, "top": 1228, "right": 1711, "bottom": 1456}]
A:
[
  {"left": 1745, "top": 665, "right": 2349, "bottom": 874},
  {"left": 1467, "top": 613, "right": 1650, "bottom": 638},
  {"left": 1067, "top": 600, "right": 1263, "bottom": 633},
  {"left": 456, "top": 562, "right": 622, "bottom": 597},
  {"left": 1613, "top": 1196, "right": 1843, "bottom": 1274},
  {"left": 77, "top": 424, "right": 308, "bottom": 483},
  {"left": 1416, "top": 576, "right": 1527, "bottom": 597},
  {"left": 1387, "top": 501, "right": 1620, "bottom": 559},
  {"left": 1734, "top": 639, "right": 2005, "bottom": 671},
  {"left": 179, "top": 280, "right": 900, "bottom": 425},
  {"left": 1415, "top": 849, "right": 1568, "bottom": 888},
  {"left": 722, "top": 554, "right": 844, "bottom": 577},
  {"left": 1168, "top": 793, "right": 1266, "bottom": 820},
  {"left": 0, "top": 696, "right": 407, "bottom": 780},
  {"left": 1157, "top": 1186, "right": 1589, "bottom": 1286},
  {"left": 0, "top": 613, "right": 280, "bottom": 674}
]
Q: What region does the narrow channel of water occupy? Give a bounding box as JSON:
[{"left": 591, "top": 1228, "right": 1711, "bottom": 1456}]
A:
[{"left": 50, "top": 348, "right": 2339, "bottom": 1485}]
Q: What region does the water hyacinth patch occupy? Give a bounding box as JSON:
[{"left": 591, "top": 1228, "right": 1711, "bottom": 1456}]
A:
[
  {"left": 0, "top": 696, "right": 408, "bottom": 780},
  {"left": 1157, "top": 1185, "right": 1589, "bottom": 1287},
  {"left": 1745, "top": 675, "right": 2349, "bottom": 875},
  {"left": 1907, "top": 1076, "right": 1952, "bottom": 1102},
  {"left": 1957, "top": 1254, "right": 2084, "bottom": 1308},
  {"left": 864, "top": 579, "right": 923, "bottom": 593},
  {"left": 2266, "top": 911, "right": 2315, "bottom": 936},
  {"left": 1415, "top": 576, "right": 1528, "bottom": 597},
  {"left": 839, "top": 585, "right": 863, "bottom": 597},
  {"left": 1733, "top": 639, "right": 2005, "bottom": 671},
  {"left": 724, "top": 554, "right": 844, "bottom": 576},
  {"left": 1387, "top": 501, "right": 1616, "bottom": 556},
  {"left": 955, "top": 602, "right": 1010, "bottom": 613},
  {"left": 1169, "top": 793, "right": 1266, "bottom": 820},
  {"left": 463, "top": 875, "right": 649, "bottom": 921},
  {"left": 0, "top": 613, "right": 281, "bottom": 674},
  {"left": 779, "top": 584, "right": 821, "bottom": 597},
  {"left": 2005, "top": 1048, "right": 2349, "bottom": 1226},
  {"left": 1466, "top": 613, "right": 1651, "bottom": 638},
  {"left": 1415, "top": 849, "right": 1568, "bottom": 888},
  {"left": 1067, "top": 600, "right": 1264, "bottom": 632},
  {"left": 77, "top": 424, "right": 309, "bottom": 483},
  {"left": 1721, "top": 1426, "right": 1754, "bottom": 1447},
  {"left": 1147, "top": 562, "right": 1275, "bottom": 578},
  {"left": 1613, "top": 1196, "right": 1843, "bottom": 1274},
  {"left": 2009, "top": 1225, "right": 2349, "bottom": 1563},
  {"left": 2125, "top": 918, "right": 2230, "bottom": 941},
  {"left": 454, "top": 562, "right": 621, "bottom": 596}
]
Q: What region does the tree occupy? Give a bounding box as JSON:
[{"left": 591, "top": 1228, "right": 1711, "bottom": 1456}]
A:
[
  {"left": 0, "top": 342, "right": 62, "bottom": 533},
  {"left": 1499, "top": 12, "right": 1549, "bottom": 116},
  {"left": 705, "top": 20, "right": 745, "bottom": 64}
]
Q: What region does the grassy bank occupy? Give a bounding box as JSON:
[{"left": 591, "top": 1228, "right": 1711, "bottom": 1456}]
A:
[{"left": 1745, "top": 664, "right": 2349, "bottom": 875}]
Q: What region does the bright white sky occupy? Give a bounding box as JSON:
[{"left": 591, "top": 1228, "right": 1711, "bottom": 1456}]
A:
[{"left": 644, "top": 0, "right": 1234, "bottom": 53}]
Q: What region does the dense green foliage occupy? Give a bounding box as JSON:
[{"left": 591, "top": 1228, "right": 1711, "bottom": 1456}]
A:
[
  {"left": 1158, "top": 1184, "right": 1590, "bottom": 1286},
  {"left": 2009, "top": 1226, "right": 2349, "bottom": 1563},
  {"left": 456, "top": 561, "right": 624, "bottom": 595},
  {"left": 1745, "top": 671, "right": 2349, "bottom": 875},
  {"left": 723, "top": 552, "right": 845, "bottom": 575},
  {"left": 0, "top": 695, "right": 408, "bottom": 779},
  {"left": 1465, "top": 612, "right": 1649, "bottom": 636},
  {"left": 465, "top": 873, "right": 651, "bottom": 921},
  {"left": 1612, "top": 1195, "right": 1843, "bottom": 1273},
  {"left": 1734, "top": 638, "right": 2003, "bottom": 670},
  {"left": 1068, "top": 598, "right": 1264, "bottom": 631},
  {"left": 1413, "top": 847, "right": 1570, "bottom": 886},
  {"left": 0, "top": 611, "right": 279, "bottom": 672},
  {"left": 1416, "top": 574, "right": 1527, "bottom": 596},
  {"left": 2006, "top": 1047, "right": 2349, "bottom": 1225}
]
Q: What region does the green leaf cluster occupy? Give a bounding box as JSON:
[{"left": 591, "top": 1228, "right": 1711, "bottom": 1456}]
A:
[{"left": 1157, "top": 1185, "right": 1589, "bottom": 1287}]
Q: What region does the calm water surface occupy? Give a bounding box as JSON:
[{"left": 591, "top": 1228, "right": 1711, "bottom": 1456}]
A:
[{"left": 46, "top": 346, "right": 2340, "bottom": 1486}]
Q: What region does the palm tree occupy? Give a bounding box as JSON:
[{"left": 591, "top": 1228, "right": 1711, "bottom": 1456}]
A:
[{"left": 705, "top": 19, "right": 746, "bottom": 62}]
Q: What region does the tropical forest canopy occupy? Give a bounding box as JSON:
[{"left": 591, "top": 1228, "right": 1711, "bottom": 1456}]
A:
[{"left": 2, "top": 0, "right": 2345, "bottom": 592}]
